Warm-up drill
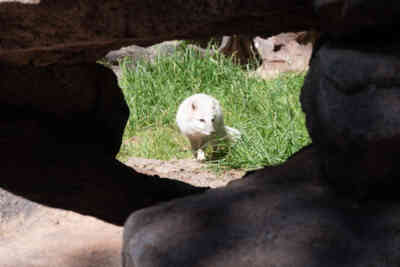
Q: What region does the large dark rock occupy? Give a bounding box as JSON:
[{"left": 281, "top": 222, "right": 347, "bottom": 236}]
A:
[
  {"left": 314, "top": 0, "right": 400, "bottom": 37},
  {"left": 301, "top": 35, "right": 400, "bottom": 197},
  {"left": 0, "top": 0, "right": 317, "bottom": 66},
  {"left": 123, "top": 145, "right": 400, "bottom": 267},
  {"left": 1, "top": 0, "right": 400, "bottom": 66},
  {"left": 0, "top": 63, "right": 128, "bottom": 157},
  {"left": 0, "top": 63, "right": 207, "bottom": 225}
]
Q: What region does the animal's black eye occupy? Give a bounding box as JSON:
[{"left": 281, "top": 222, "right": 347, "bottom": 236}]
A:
[
  {"left": 200, "top": 119, "right": 205, "bottom": 122},
  {"left": 211, "top": 118, "right": 215, "bottom": 122}
]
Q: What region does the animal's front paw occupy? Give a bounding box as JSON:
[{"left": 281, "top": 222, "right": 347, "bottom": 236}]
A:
[{"left": 196, "top": 149, "right": 206, "bottom": 161}]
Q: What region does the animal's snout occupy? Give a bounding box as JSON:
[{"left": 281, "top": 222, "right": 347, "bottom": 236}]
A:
[
  {"left": 209, "top": 125, "right": 216, "bottom": 134},
  {"left": 202, "top": 126, "right": 215, "bottom": 136}
]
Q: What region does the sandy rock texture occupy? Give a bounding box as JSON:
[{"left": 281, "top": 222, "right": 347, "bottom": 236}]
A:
[{"left": 0, "top": 189, "right": 122, "bottom": 267}]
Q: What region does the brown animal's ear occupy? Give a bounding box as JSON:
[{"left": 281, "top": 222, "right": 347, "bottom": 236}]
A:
[{"left": 191, "top": 103, "right": 196, "bottom": 111}]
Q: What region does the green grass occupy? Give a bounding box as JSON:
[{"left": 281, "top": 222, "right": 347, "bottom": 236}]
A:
[{"left": 117, "top": 44, "right": 311, "bottom": 171}]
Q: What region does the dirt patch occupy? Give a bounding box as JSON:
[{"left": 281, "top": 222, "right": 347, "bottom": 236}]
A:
[
  {"left": 0, "top": 158, "right": 245, "bottom": 267},
  {"left": 125, "top": 157, "right": 245, "bottom": 188},
  {"left": 0, "top": 191, "right": 122, "bottom": 267}
]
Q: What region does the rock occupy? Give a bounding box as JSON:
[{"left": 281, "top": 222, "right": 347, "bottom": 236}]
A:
[
  {"left": 0, "top": 63, "right": 208, "bottom": 225},
  {"left": 314, "top": 0, "right": 400, "bottom": 37},
  {"left": 1, "top": 0, "right": 399, "bottom": 66},
  {"left": 123, "top": 145, "right": 400, "bottom": 267},
  {"left": 301, "top": 34, "right": 400, "bottom": 197},
  {"left": 104, "top": 41, "right": 183, "bottom": 66},
  {"left": 0, "top": 0, "right": 318, "bottom": 66},
  {"left": 104, "top": 40, "right": 218, "bottom": 80},
  {"left": 104, "top": 45, "right": 152, "bottom": 66},
  {"left": 146, "top": 41, "right": 184, "bottom": 59},
  {"left": 252, "top": 31, "right": 317, "bottom": 80},
  {"left": 0, "top": 62, "right": 127, "bottom": 157},
  {"left": 1, "top": 1, "right": 400, "bottom": 65},
  {"left": 0, "top": 188, "right": 123, "bottom": 267},
  {"left": 0, "top": 188, "right": 38, "bottom": 227}
]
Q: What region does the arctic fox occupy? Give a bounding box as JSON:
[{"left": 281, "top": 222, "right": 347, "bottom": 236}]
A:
[{"left": 176, "top": 93, "right": 241, "bottom": 161}]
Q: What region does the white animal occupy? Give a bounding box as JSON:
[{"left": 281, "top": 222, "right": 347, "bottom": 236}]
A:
[{"left": 176, "top": 93, "right": 241, "bottom": 161}]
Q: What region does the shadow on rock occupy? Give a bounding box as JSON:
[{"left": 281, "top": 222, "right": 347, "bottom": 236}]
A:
[{"left": 122, "top": 145, "right": 400, "bottom": 267}]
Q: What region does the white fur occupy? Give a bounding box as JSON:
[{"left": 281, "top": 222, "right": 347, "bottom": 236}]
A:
[{"left": 176, "top": 93, "right": 241, "bottom": 160}]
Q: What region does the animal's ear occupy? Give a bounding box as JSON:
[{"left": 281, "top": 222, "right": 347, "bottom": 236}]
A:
[{"left": 191, "top": 103, "right": 196, "bottom": 111}]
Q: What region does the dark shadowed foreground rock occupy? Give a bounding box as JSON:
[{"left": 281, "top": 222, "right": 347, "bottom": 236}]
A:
[
  {"left": 314, "top": 0, "right": 400, "bottom": 37},
  {"left": 0, "top": 63, "right": 128, "bottom": 157},
  {"left": 0, "top": 63, "right": 207, "bottom": 226},
  {"left": 301, "top": 35, "right": 400, "bottom": 197},
  {"left": 123, "top": 145, "right": 400, "bottom": 267}
]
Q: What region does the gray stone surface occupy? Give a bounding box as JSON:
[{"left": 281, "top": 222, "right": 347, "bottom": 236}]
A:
[{"left": 0, "top": 188, "right": 37, "bottom": 225}]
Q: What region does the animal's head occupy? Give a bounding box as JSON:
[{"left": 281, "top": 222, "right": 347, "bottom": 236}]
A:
[{"left": 189, "top": 94, "right": 224, "bottom": 136}]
